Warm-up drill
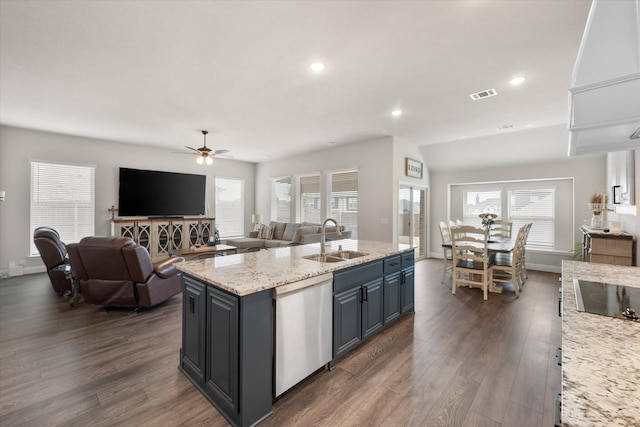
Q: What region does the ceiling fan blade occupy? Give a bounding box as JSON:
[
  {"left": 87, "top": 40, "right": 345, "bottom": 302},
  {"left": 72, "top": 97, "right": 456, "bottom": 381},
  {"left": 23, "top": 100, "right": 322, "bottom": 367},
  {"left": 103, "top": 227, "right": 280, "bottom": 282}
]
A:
[
  {"left": 212, "top": 149, "right": 230, "bottom": 155},
  {"left": 184, "top": 146, "right": 199, "bottom": 152}
]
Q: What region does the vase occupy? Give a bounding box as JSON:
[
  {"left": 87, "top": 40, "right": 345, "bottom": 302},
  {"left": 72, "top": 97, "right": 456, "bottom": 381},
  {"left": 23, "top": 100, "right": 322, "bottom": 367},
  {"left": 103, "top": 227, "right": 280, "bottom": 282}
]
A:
[{"left": 591, "top": 213, "right": 603, "bottom": 229}]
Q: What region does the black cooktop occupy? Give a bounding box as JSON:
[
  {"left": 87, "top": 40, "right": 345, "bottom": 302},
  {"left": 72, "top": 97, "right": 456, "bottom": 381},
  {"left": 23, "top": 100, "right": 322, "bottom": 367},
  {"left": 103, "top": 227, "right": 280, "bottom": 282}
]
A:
[{"left": 574, "top": 279, "right": 640, "bottom": 321}]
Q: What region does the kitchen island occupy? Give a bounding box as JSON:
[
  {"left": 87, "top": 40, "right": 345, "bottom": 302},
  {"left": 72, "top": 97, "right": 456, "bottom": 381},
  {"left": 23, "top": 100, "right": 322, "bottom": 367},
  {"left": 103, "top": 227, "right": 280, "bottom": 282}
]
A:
[
  {"left": 561, "top": 261, "right": 640, "bottom": 426},
  {"left": 175, "top": 239, "right": 414, "bottom": 427}
]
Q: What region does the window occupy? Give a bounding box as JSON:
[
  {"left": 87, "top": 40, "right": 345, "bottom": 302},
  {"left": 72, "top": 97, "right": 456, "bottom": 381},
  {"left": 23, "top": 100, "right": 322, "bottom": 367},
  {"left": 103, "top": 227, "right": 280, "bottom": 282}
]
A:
[
  {"left": 330, "top": 170, "right": 358, "bottom": 238},
  {"left": 299, "top": 174, "right": 321, "bottom": 224},
  {"left": 451, "top": 178, "right": 572, "bottom": 251},
  {"left": 509, "top": 188, "right": 555, "bottom": 248},
  {"left": 272, "top": 176, "right": 291, "bottom": 222},
  {"left": 462, "top": 190, "right": 501, "bottom": 227},
  {"left": 215, "top": 177, "right": 244, "bottom": 238},
  {"left": 30, "top": 160, "right": 95, "bottom": 256}
]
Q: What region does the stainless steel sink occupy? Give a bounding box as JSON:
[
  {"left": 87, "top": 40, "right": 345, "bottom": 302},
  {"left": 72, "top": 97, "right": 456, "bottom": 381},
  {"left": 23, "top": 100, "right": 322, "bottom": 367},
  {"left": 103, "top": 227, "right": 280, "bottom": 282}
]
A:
[
  {"left": 328, "top": 250, "right": 368, "bottom": 259},
  {"left": 302, "top": 251, "right": 368, "bottom": 263},
  {"left": 302, "top": 254, "right": 345, "bottom": 263}
]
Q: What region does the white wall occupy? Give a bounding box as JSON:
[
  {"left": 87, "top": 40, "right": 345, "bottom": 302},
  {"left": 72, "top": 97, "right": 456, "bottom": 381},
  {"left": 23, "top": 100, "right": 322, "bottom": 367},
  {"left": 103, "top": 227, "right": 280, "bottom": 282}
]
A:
[
  {"left": 427, "top": 154, "right": 607, "bottom": 272},
  {"left": 255, "top": 136, "right": 429, "bottom": 243},
  {"left": 0, "top": 125, "right": 256, "bottom": 274}
]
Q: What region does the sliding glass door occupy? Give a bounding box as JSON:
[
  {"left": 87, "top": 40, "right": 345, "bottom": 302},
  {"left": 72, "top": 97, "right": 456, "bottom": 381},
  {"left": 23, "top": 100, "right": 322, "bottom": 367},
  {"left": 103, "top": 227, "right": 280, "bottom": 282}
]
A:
[{"left": 398, "top": 184, "right": 427, "bottom": 259}]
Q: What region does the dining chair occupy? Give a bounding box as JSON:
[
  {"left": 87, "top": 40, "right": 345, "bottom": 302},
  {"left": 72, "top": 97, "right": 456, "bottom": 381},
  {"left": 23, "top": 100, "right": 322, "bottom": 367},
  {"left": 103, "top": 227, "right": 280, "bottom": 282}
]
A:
[
  {"left": 451, "top": 225, "right": 494, "bottom": 301},
  {"left": 490, "top": 220, "right": 513, "bottom": 239},
  {"left": 492, "top": 226, "right": 525, "bottom": 297},
  {"left": 438, "top": 221, "right": 453, "bottom": 283},
  {"left": 519, "top": 223, "right": 532, "bottom": 283}
]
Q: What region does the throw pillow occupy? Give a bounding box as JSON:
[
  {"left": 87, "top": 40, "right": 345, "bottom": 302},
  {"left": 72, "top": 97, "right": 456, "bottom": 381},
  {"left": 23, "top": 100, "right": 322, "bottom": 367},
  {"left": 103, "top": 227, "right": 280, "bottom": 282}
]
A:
[{"left": 257, "top": 225, "right": 274, "bottom": 240}]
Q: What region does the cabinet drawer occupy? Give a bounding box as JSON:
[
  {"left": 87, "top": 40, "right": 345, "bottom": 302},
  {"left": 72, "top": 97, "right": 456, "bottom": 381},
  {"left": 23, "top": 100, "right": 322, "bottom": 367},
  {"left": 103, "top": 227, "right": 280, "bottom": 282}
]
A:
[
  {"left": 383, "top": 255, "right": 401, "bottom": 274},
  {"left": 590, "top": 254, "right": 633, "bottom": 266},
  {"left": 334, "top": 261, "right": 383, "bottom": 293},
  {"left": 401, "top": 251, "right": 414, "bottom": 269},
  {"left": 590, "top": 238, "right": 632, "bottom": 256}
]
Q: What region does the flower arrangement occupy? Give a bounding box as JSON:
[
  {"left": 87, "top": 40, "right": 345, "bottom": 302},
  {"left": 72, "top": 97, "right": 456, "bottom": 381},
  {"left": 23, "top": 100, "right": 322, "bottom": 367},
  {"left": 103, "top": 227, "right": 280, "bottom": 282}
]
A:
[{"left": 479, "top": 213, "right": 497, "bottom": 232}]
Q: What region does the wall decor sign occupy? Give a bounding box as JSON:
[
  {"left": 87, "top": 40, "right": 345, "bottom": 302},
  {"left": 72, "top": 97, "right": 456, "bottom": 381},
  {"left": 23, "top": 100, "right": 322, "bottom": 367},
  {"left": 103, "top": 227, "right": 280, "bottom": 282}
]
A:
[{"left": 405, "top": 158, "right": 423, "bottom": 179}]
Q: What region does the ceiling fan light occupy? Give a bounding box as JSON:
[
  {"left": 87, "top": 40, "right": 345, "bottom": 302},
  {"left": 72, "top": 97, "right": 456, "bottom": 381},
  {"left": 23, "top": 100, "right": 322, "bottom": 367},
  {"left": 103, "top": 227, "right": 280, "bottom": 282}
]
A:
[
  {"left": 196, "top": 156, "right": 204, "bottom": 165},
  {"left": 205, "top": 156, "right": 213, "bottom": 165}
]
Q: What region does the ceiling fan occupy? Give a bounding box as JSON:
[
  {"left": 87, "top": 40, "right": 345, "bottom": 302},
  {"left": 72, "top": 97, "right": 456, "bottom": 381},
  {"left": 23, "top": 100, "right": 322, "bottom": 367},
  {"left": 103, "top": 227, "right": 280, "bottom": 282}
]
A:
[{"left": 184, "top": 130, "right": 230, "bottom": 165}]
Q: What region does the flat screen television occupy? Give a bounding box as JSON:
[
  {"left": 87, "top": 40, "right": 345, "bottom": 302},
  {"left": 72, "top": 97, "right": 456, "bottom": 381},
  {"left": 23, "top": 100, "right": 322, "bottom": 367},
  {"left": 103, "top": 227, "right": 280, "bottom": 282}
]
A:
[{"left": 118, "top": 167, "right": 206, "bottom": 217}]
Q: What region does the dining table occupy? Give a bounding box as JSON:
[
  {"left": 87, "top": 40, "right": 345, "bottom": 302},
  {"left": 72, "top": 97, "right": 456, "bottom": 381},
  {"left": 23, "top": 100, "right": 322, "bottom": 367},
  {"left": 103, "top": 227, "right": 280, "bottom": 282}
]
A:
[{"left": 442, "top": 236, "right": 517, "bottom": 293}]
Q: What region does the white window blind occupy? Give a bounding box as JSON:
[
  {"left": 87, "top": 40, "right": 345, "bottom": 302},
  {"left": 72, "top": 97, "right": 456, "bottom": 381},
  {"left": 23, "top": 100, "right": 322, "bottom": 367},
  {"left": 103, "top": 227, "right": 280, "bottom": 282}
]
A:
[
  {"left": 463, "top": 190, "right": 501, "bottom": 227},
  {"left": 299, "top": 174, "right": 321, "bottom": 224},
  {"left": 215, "top": 177, "right": 244, "bottom": 238},
  {"left": 509, "top": 188, "right": 555, "bottom": 248},
  {"left": 330, "top": 170, "right": 358, "bottom": 238},
  {"left": 273, "top": 176, "right": 291, "bottom": 222},
  {"left": 30, "top": 161, "right": 95, "bottom": 256}
]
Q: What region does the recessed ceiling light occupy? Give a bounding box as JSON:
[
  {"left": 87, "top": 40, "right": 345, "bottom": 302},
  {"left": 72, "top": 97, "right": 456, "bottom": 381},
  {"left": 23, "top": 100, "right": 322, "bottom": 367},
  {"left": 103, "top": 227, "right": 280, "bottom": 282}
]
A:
[
  {"left": 509, "top": 76, "right": 526, "bottom": 86},
  {"left": 497, "top": 124, "right": 514, "bottom": 130},
  {"left": 310, "top": 62, "right": 325, "bottom": 72},
  {"left": 392, "top": 110, "right": 402, "bottom": 117}
]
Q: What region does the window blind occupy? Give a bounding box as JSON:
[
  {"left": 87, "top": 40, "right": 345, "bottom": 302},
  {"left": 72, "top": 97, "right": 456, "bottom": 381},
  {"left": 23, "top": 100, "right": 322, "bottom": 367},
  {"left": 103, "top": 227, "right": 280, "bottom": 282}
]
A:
[
  {"left": 330, "top": 170, "right": 358, "bottom": 238},
  {"left": 299, "top": 174, "right": 320, "bottom": 223},
  {"left": 215, "top": 177, "right": 244, "bottom": 238},
  {"left": 273, "top": 176, "right": 291, "bottom": 222},
  {"left": 509, "top": 188, "right": 555, "bottom": 248},
  {"left": 30, "top": 161, "right": 95, "bottom": 256}
]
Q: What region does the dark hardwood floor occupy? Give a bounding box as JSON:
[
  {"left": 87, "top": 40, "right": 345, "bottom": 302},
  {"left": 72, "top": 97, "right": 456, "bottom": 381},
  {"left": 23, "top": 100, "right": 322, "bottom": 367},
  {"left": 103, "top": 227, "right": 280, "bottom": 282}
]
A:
[{"left": 0, "top": 259, "right": 561, "bottom": 426}]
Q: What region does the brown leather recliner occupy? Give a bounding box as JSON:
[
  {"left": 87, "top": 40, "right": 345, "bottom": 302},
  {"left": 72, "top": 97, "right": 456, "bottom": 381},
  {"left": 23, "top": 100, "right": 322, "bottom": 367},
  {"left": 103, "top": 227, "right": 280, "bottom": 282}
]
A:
[
  {"left": 33, "top": 227, "right": 73, "bottom": 294},
  {"left": 67, "top": 236, "right": 184, "bottom": 308}
]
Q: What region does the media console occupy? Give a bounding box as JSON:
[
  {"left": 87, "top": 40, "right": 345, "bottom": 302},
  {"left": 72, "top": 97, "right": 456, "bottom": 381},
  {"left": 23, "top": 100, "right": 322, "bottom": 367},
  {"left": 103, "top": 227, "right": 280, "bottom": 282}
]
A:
[{"left": 111, "top": 217, "right": 215, "bottom": 261}]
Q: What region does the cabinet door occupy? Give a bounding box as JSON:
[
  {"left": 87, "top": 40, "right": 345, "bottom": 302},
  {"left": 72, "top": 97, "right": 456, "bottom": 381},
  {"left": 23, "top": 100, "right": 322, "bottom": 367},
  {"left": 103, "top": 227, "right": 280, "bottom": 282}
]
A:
[
  {"left": 205, "top": 286, "right": 239, "bottom": 415},
  {"left": 363, "top": 278, "right": 384, "bottom": 339},
  {"left": 333, "top": 286, "right": 362, "bottom": 358},
  {"left": 181, "top": 276, "right": 206, "bottom": 384},
  {"left": 401, "top": 267, "right": 415, "bottom": 314},
  {"left": 383, "top": 273, "right": 401, "bottom": 325}
]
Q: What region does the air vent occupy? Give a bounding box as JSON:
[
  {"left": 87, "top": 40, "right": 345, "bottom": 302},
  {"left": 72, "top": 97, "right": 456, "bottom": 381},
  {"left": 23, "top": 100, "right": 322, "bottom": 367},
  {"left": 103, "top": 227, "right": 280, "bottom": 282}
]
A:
[
  {"left": 469, "top": 88, "right": 497, "bottom": 101},
  {"left": 497, "top": 124, "right": 514, "bottom": 130},
  {"left": 630, "top": 126, "right": 640, "bottom": 140}
]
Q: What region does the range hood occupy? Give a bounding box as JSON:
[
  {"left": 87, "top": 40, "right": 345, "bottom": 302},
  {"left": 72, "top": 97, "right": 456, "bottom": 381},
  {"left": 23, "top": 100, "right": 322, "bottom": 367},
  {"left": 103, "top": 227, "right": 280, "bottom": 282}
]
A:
[{"left": 568, "top": 0, "right": 640, "bottom": 156}]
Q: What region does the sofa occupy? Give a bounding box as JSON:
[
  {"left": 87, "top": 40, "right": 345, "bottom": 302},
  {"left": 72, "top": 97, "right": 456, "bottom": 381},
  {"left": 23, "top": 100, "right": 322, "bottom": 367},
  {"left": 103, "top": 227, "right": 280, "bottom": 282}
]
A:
[{"left": 226, "top": 221, "right": 352, "bottom": 251}]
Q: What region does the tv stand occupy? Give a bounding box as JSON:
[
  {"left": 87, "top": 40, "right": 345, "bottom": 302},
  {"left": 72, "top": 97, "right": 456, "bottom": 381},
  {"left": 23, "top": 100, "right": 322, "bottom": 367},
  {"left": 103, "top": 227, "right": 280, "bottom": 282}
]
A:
[
  {"left": 148, "top": 215, "right": 184, "bottom": 219},
  {"left": 111, "top": 217, "right": 215, "bottom": 261}
]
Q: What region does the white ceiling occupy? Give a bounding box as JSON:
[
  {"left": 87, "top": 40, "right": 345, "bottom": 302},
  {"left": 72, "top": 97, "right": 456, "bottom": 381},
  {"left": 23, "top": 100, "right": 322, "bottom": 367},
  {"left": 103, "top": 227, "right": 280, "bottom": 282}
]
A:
[{"left": 0, "top": 0, "right": 592, "bottom": 164}]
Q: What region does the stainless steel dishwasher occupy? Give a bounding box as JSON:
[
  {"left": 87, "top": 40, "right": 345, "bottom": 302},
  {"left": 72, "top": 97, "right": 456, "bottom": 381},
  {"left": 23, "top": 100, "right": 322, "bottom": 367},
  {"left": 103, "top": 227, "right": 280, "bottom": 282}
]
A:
[{"left": 274, "top": 273, "right": 333, "bottom": 397}]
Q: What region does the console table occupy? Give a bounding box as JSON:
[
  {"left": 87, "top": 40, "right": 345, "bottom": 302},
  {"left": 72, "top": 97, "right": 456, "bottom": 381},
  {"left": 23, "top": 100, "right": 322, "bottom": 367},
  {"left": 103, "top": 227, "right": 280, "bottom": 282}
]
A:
[
  {"left": 111, "top": 217, "right": 215, "bottom": 261},
  {"left": 580, "top": 225, "right": 635, "bottom": 266}
]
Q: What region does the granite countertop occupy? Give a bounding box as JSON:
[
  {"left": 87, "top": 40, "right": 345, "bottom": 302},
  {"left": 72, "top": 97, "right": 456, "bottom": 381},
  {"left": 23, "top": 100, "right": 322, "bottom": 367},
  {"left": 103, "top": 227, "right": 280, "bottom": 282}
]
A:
[
  {"left": 175, "top": 239, "right": 412, "bottom": 296},
  {"left": 561, "top": 261, "right": 640, "bottom": 427}
]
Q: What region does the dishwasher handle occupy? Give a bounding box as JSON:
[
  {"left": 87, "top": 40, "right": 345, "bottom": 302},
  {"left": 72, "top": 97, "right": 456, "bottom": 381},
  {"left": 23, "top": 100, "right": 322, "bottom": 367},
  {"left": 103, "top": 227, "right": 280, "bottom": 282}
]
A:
[{"left": 274, "top": 273, "right": 334, "bottom": 297}]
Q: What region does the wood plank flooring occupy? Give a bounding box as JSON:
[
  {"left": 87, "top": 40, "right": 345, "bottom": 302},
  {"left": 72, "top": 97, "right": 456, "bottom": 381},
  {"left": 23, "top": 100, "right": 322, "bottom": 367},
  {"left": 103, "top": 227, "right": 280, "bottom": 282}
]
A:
[{"left": 0, "top": 259, "right": 562, "bottom": 426}]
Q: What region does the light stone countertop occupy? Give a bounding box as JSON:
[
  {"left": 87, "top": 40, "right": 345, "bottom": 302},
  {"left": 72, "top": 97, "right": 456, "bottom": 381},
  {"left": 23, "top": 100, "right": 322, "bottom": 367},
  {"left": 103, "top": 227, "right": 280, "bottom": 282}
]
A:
[
  {"left": 175, "top": 239, "right": 412, "bottom": 296},
  {"left": 561, "top": 261, "right": 640, "bottom": 427}
]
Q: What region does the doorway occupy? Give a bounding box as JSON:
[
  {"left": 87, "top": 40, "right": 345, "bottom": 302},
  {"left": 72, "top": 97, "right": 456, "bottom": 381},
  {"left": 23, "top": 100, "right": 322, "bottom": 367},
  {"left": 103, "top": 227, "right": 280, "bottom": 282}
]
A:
[{"left": 398, "top": 183, "right": 428, "bottom": 259}]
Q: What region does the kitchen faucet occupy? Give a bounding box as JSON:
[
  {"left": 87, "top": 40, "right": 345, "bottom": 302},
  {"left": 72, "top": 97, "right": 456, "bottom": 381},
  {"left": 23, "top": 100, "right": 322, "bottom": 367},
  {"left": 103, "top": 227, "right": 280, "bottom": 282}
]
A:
[{"left": 321, "top": 218, "right": 342, "bottom": 254}]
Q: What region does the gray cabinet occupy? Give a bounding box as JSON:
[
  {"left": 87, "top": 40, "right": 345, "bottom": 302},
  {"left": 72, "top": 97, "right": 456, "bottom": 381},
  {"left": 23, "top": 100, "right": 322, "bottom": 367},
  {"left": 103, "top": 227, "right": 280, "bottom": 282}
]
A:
[
  {"left": 179, "top": 274, "right": 272, "bottom": 427},
  {"left": 333, "top": 260, "right": 384, "bottom": 358},
  {"left": 383, "top": 255, "right": 402, "bottom": 324},
  {"left": 181, "top": 275, "right": 206, "bottom": 385},
  {"left": 401, "top": 251, "right": 415, "bottom": 314}
]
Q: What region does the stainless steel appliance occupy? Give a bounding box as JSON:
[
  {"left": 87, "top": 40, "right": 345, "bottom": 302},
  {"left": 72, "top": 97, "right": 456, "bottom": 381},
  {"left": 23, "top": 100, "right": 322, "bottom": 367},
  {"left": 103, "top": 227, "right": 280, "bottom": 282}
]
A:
[
  {"left": 274, "top": 273, "right": 333, "bottom": 397},
  {"left": 573, "top": 279, "right": 639, "bottom": 321}
]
